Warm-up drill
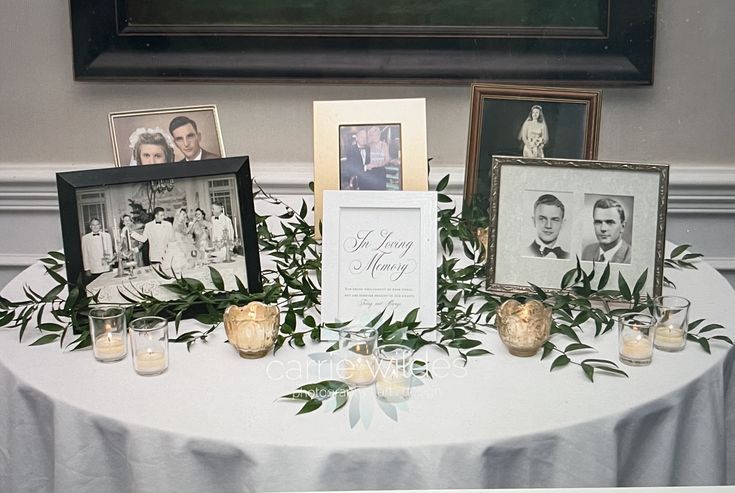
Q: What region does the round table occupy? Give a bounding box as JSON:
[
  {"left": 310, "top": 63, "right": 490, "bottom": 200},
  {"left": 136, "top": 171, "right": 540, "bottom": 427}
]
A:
[{"left": 1, "top": 258, "right": 734, "bottom": 493}]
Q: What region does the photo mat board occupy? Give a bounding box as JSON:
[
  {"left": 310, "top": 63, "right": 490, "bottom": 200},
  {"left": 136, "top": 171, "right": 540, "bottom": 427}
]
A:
[
  {"left": 464, "top": 84, "right": 601, "bottom": 211},
  {"left": 313, "top": 98, "right": 428, "bottom": 236},
  {"left": 57, "top": 157, "right": 262, "bottom": 304},
  {"left": 487, "top": 157, "right": 668, "bottom": 297},
  {"left": 109, "top": 105, "right": 225, "bottom": 167},
  {"left": 321, "top": 191, "right": 437, "bottom": 327}
]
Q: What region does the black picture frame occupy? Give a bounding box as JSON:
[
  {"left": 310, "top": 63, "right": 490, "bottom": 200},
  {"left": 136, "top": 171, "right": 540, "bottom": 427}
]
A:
[
  {"left": 56, "top": 156, "right": 263, "bottom": 297},
  {"left": 69, "top": 0, "right": 656, "bottom": 84}
]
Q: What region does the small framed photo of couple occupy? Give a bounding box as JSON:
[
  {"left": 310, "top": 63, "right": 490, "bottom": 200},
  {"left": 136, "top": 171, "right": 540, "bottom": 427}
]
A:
[
  {"left": 486, "top": 157, "right": 669, "bottom": 297},
  {"left": 464, "top": 84, "right": 601, "bottom": 210},
  {"left": 312, "top": 98, "right": 429, "bottom": 236},
  {"left": 56, "top": 157, "right": 262, "bottom": 304},
  {"left": 108, "top": 105, "right": 226, "bottom": 166}
]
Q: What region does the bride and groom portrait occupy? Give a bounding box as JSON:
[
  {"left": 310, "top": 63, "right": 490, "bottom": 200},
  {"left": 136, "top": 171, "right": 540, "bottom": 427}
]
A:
[
  {"left": 108, "top": 105, "right": 225, "bottom": 167},
  {"left": 339, "top": 124, "right": 402, "bottom": 191}
]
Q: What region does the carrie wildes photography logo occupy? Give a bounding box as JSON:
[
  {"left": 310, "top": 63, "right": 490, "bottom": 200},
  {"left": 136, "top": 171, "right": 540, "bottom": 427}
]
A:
[{"left": 265, "top": 354, "right": 468, "bottom": 385}]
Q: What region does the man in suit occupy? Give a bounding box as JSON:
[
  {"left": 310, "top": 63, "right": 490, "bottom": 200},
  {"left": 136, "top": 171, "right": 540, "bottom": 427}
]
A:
[
  {"left": 526, "top": 194, "right": 570, "bottom": 259},
  {"left": 81, "top": 218, "right": 113, "bottom": 279},
  {"left": 341, "top": 129, "right": 370, "bottom": 190},
  {"left": 169, "top": 116, "right": 219, "bottom": 162},
  {"left": 581, "top": 198, "right": 632, "bottom": 264},
  {"left": 210, "top": 202, "right": 234, "bottom": 261},
  {"left": 130, "top": 207, "right": 173, "bottom": 265}
]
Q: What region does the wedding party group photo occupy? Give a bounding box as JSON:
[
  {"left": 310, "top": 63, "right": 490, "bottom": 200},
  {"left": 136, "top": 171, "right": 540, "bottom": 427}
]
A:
[{"left": 76, "top": 173, "right": 244, "bottom": 289}]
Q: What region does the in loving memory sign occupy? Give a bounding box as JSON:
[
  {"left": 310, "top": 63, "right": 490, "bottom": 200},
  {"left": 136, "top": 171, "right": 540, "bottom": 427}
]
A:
[{"left": 321, "top": 191, "right": 437, "bottom": 327}]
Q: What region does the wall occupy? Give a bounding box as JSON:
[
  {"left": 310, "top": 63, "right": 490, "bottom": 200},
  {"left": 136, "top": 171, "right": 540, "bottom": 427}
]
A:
[{"left": 0, "top": 0, "right": 734, "bottom": 288}]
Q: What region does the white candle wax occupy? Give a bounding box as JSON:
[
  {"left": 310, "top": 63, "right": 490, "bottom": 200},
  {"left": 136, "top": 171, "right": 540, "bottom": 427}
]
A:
[
  {"left": 134, "top": 349, "right": 167, "bottom": 375},
  {"left": 94, "top": 332, "right": 126, "bottom": 360},
  {"left": 376, "top": 373, "right": 411, "bottom": 402},
  {"left": 654, "top": 324, "right": 686, "bottom": 350},
  {"left": 621, "top": 336, "right": 653, "bottom": 360},
  {"left": 341, "top": 355, "right": 376, "bottom": 386}
]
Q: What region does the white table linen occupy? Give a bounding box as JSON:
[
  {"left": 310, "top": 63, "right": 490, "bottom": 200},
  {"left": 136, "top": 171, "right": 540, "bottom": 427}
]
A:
[{"left": 0, "top": 258, "right": 733, "bottom": 493}]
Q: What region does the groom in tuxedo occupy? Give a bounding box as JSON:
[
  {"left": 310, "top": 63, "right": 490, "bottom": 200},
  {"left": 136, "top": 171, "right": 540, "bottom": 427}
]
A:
[
  {"left": 130, "top": 207, "right": 173, "bottom": 265},
  {"left": 527, "top": 194, "right": 570, "bottom": 260},
  {"left": 342, "top": 129, "right": 370, "bottom": 190}
]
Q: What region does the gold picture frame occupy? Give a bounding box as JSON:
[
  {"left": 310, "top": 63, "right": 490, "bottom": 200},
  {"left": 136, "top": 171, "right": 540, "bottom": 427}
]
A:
[
  {"left": 464, "top": 84, "right": 602, "bottom": 211},
  {"left": 312, "top": 98, "right": 428, "bottom": 236},
  {"left": 108, "top": 105, "right": 226, "bottom": 167},
  {"left": 486, "top": 156, "right": 669, "bottom": 298}
]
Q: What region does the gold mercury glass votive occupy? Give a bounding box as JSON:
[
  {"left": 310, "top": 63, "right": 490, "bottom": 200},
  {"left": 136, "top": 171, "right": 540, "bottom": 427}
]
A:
[
  {"left": 223, "top": 302, "right": 280, "bottom": 359},
  {"left": 495, "top": 299, "right": 552, "bottom": 357}
]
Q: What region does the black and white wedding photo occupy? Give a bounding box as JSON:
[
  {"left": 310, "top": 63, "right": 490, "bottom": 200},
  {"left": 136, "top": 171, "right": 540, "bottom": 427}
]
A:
[{"left": 71, "top": 170, "right": 253, "bottom": 301}]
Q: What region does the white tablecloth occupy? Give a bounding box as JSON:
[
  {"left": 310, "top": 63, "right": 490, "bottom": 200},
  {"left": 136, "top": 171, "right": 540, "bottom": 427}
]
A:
[{"left": 0, "top": 258, "right": 733, "bottom": 492}]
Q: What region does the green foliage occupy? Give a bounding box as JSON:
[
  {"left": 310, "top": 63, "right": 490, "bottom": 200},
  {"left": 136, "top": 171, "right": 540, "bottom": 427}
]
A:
[{"left": 1, "top": 176, "right": 730, "bottom": 421}]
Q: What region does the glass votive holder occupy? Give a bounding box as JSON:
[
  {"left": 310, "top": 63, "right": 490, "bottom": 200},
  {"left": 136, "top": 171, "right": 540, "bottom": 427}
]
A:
[
  {"left": 88, "top": 305, "right": 128, "bottom": 363},
  {"left": 618, "top": 313, "right": 655, "bottom": 366},
  {"left": 375, "top": 344, "right": 413, "bottom": 403},
  {"left": 129, "top": 317, "right": 169, "bottom": 376},
  {"left": 337, "top": 327, "right": 378, "bottom": 387},
  {"left": 653, "top": 295, "right": 690, "bottom": 353}
]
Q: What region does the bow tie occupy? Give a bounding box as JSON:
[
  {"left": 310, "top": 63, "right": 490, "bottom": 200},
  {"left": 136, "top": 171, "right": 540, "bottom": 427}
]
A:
[
  {"left": 93, "top": 233, "right": 100, "bottom": 236},
  {"left": 155, "top": 221, "right": 162, "bottom": 224},
  {"left": 214, "top": 217, "right": 219, "bottom": 220},
  {"left": 540, "top": 246, "right": 564, "bottom": 257}
]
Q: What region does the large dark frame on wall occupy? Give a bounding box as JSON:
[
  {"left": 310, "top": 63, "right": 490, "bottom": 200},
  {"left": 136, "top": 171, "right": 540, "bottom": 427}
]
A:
[
  {"left": 69, "top": 0, "right": 656, "bottom": 84},
  {"left": 56, "top": 156, "right": 263, "bottom": 294}
]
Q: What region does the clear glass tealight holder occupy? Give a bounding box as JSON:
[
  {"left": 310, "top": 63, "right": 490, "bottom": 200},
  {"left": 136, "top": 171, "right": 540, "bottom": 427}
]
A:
[
  {"left": 337, "top": 327, "right": 378, "bottom": 387},
  {"left": 653, "top": 295, "right": 690, "bottom": 353},
  {"left": 618, "top": 313, "right": 655, "bottom": 366},
  {"left": 89, "top": 305, "right": 128, "bottom": 363},
  {"left": 376, "top": 344, "right": 413, "bottom": 403},
  {"left": 129, "top": 317, "right": 169, "bottom": 376}
]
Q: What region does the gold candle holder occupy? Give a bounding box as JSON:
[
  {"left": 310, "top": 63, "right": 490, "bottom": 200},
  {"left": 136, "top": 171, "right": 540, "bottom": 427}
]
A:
[
  {"left": 495, "top": 299, "right": 552, "bottom": 357},
  {"left": 223, "top": 302, "right": 280, "bottom": 359}
]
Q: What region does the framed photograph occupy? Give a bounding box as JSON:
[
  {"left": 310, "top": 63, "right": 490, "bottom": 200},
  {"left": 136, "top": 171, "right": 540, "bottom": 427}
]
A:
[
  {"left": 487, "top": 157, "right": 669, "bottom": 297},
  {"left": 70, "top": 0, "right": 656, "bottom": 83},
  {"left": 321, "top": 191, "right": 437, "bottom": 327},
  {"left": 56, "top": 157, "right": 262, "bottom": 303},
  {"left": 313, "top": 98, "right": 428, "bottom": 235},
  {"left": 464, "top": 84, "right": 601, "bottom": 210},
  {"left": 108, "top": 105, "right": 225, "bottom": 167}
]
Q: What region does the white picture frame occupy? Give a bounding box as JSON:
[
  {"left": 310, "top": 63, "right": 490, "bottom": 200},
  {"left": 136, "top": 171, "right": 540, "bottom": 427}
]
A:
[
  {"left": 313, "top": 98, "right": 429, "bottom": 237},
  {"left": 321, "top": 190, "right": 437, "bottom": 327}
]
